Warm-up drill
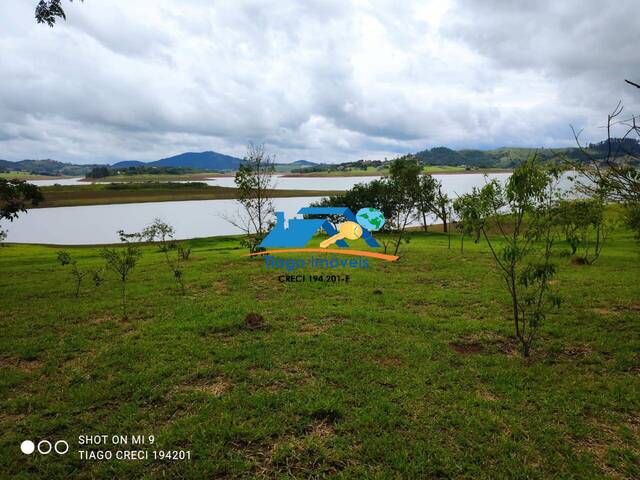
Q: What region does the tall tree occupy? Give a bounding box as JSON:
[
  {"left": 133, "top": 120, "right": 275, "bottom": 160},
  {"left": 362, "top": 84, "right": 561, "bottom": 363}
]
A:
[
  {"left": 230, "top": 143, "right": 276, "bottom": 252},
  {"left": 1, "top": 179, "right": 44, "bottom": 240}
]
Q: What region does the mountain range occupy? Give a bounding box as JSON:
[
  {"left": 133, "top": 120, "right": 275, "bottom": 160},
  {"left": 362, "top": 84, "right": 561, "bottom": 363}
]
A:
[{"left": 0, "top": 153, "right": 319, "bottom": 176}]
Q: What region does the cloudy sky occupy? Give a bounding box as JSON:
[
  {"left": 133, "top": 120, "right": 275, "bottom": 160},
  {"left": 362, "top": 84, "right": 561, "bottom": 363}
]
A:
[{"left": 1, "top": 0, "right": 638, "bottom": 164}]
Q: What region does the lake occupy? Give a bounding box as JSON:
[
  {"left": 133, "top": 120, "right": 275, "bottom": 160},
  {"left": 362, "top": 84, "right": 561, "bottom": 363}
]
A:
[{"left": 4, "top": 172, "right": 553, "bottom": 245}]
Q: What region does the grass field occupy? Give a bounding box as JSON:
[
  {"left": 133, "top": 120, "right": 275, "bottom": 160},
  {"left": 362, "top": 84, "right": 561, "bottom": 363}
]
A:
[
  {"left": 0, "top": 171, "right": 68, "bottom": 181},
  {"left": 0, "top": 228, "right": 639, "bottom": 479},
  {"left": 36, "top": 183, "right": 341, "bottom": 208}
]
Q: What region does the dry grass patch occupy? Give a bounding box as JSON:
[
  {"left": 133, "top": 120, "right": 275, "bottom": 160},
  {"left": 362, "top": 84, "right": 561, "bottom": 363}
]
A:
[
  {"left": 178, "top": 377, "right": 231, "bottom": 397},
  {"left": 0, "top": 356, "right": 43, "bottom": 373}
]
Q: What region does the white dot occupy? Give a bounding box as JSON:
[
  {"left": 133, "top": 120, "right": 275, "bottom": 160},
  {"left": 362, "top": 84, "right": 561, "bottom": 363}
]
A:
[{"left": 20, "top": 440, "right": 35, "bottom": 455}]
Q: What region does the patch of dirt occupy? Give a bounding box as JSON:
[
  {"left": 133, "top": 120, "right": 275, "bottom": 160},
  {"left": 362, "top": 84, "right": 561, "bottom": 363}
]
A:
[
  {"left": 373, "top": 356, "right": 403, "bottom": 368},
  {"left": 557, "top": 344, "right": 594, "bottom": 358},
  {"left": 295, "top": 315, "right": 331, "bottom": 336},
  {"left": 0, "top": 357, "right": 43, "bottom": 373},
  {"left": 449, "top": 341, "right": 483, "bottom": 354},
  {"left": 450, "top": 332, "right": 519, "bottom": 357},
  {"left": 244, "top": 312, "right": 267, "bottom": 330}
]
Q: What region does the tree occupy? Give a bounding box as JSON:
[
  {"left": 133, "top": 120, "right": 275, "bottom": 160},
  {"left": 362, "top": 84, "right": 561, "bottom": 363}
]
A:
[
  {"left": 453, "top": 187, "right": 489, "bottom": 253},
  {"left": 473, "top": 156, "right": 562, "bottom": 357},
  {"left": 571, "top": 85, "right": 640, "bottom": 242},
  {"left": 142, "top": 219, "right": 189, "bottom": 295},
  {"left": 382, "top": 158, "right": 421, "bottom": 256},
  {"left": 35, "top": 0, "right": 82, "bottom": 27},
  {"left": 230, "top": 143, "right": 276, "bottom": 253},
  {"left": 87, "top": 166, "right": 111, "bottom": 179},
  {"left": 57, "top": 251, "right": 103, "bottom": 297},
  {"left": 1, "top": 179, "right": 44, "bottom": 222},
  {"left": 100, "top": 231, "right": 142, "bottom": 319},
  {"left": 555, "top": 198, "right": 611, "bottom": 264},
  {"left": 415, "top": 175, "right": 438, "bottom": 231}
]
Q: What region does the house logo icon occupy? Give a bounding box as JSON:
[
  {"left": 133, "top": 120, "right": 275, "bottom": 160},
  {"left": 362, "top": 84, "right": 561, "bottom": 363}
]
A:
[{"left": 249, "top": 207, "right": 399, "bottom": 262}]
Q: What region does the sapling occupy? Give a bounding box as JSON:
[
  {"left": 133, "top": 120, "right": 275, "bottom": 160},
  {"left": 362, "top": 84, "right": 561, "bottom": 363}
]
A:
[
  {"left": 100, "top": 230, "right": 142, "bottom": 319},
  {"left": 142, "top": 218, "right": 189, "bottom": 294},
  {"left": 472, "top": 156, "right": 562, "bottom": 357},
  {"left": 57, "top": 250, "right": 104, "bottom": 297}
]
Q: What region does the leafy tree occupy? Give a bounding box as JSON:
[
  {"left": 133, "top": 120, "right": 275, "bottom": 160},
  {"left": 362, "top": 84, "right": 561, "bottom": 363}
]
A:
[
  {"left": 453, "top": 187, "right": 489, "bottom": 253},
  {"left": 1, "top": 179, "right": 44, "bottom": 222},
  {"left": 230, "top": 143, "right": 276, "bottom": 253},
  {"left": 433, "top": 184, "right": 452, "bottom": 234},
  {"left": 380, "top": 158, "right": 421, "bottom": 256},
  {"left": 86, "top": 166, "right": 111, "bottom": 179},
  {"left": 415, "top": 175, "right": 438, "bottom": 231},
  {"left": 100, "top": 231, "right": 142, "bottom": 319},
  {"left": 57, "top": 251, "right": 103, "bottom": 297},
  {"left": 35, "top": 0, "right": 82, "bottom": 27},
  {"left": 0, "top": 228, "right": 7, "bottom": 246},
  {"left": 555, "top": 197, "right": 611, "bottom": 264},
  {"left": 472, "top": 156, "right": 562, "bottom": 357}
]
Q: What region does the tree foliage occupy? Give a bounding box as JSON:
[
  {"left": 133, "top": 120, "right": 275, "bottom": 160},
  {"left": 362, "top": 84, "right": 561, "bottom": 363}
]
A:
[
  {"left": 0, "top": 179, "right": 44, "bottom": 222},
  {"left": 470, "top": 156, "right": 562, "bottom": 357},
  {"left": 35, "top": 0, "right": 82, "bottom": 27}
]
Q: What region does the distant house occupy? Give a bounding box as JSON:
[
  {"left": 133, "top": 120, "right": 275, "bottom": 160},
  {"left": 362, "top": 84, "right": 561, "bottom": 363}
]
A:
[{"left": 260, "top": 207, "right": 380, "bottom": 249}]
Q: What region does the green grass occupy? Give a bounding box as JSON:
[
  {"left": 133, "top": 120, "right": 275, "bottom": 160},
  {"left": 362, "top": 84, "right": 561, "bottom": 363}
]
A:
[
  {"left": 37, "top": 183, "right": 343, "bottom": 208},
  {"left": 0, "top": 229, "right": 639, "bottom": 478}
]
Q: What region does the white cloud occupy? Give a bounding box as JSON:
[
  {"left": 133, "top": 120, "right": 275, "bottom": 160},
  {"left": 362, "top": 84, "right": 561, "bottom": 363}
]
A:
[{"left": 0, "top": 0, "right": 638, "bottom": 164}]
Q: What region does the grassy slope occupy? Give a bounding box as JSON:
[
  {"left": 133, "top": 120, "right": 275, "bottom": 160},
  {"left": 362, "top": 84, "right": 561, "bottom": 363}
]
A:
[
  {"left": 37, "top": 184, "right": 342, "bottom": 208},
  {"left": 0, "top": 230, "right": 639, "bottom": 479}
]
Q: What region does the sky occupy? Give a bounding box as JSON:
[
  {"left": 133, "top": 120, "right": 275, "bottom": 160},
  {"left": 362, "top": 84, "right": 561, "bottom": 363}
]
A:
[{"left": 0, "top": 0, "right": 638, "bottom": 164}]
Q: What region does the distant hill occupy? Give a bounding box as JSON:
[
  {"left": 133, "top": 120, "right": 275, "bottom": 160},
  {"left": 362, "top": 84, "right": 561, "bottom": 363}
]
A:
[
  {"left": 0, "top": 159, "right": 102, "bottom": 176},
  {"left": 112, "top": 151, "right": 243, "bottom": 171},
  {"left": 290, "top": 160, "right": 317, "bottom": 166}
]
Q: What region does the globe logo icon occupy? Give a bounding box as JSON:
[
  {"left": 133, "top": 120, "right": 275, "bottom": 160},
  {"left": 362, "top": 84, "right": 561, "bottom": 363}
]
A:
[{"left": 356, "top": 208, "right": 385, "bottom": 231}]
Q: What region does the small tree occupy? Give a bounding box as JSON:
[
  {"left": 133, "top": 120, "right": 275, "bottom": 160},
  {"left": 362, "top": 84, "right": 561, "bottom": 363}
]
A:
[
  {"left": 0, "top": 227, "right": 6, "bottom": 246},
  {"left": 229, "top": 143, "right": 276, "bottom": 253},
  {"left": 101, "top": 231, "right": 142, "bottom": 319},
  {"left": 555, "top": 197, "right": 610, "bottom": 264},
  {"left": 382, "top": 158, "right": 421, "bottom": 256},
  {"left": 57, "top": 251, "right": 104, "bottom": 297},
  {"left": 142, "top": 219, "right": 189, "bottom": 295},
  {"left": 473, "top": 156, "right": 562, "bottom": 357},
  {"left": 415, "top": 175, "right": 438, "bottom": 231},
  {"left": 453, "top": 188, "right": 488, "bottom": 254}
]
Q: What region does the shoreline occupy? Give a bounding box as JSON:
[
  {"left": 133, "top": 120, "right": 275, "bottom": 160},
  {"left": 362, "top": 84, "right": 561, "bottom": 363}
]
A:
[
  {"left": 280, "top": 168, "right": 513, "bottom": 178},
  {"left": 33, "top": 185, "right": 342, "bottom": 209}
]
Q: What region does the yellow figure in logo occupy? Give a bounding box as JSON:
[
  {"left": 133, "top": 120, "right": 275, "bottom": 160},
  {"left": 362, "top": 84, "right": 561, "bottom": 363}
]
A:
[{"left": 319, "top": 221, "right": 363, "bottom": 248}]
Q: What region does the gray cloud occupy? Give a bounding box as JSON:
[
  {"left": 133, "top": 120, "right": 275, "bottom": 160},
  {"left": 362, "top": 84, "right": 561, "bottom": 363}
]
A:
[{"left": 0, "top": 0, "right": 638, "bottom": 164}]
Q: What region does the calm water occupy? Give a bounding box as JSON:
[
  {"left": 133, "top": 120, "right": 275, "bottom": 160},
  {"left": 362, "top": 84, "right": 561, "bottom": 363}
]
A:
[{"left": 5, "top": 172, "right": 566, "bottom": 245}]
